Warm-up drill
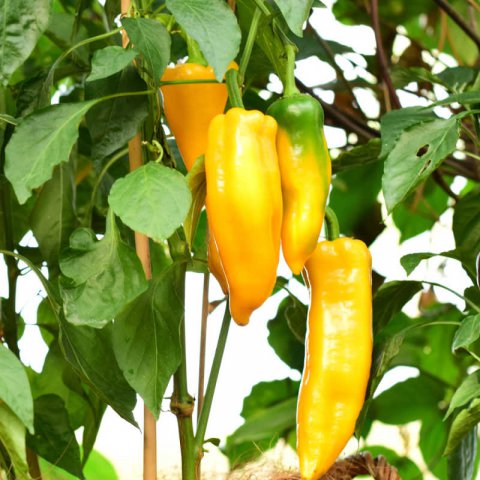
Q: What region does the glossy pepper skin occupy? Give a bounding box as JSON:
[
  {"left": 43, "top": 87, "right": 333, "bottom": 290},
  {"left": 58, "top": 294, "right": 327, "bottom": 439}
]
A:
[
  {"left": 160, "top": 62, "right": 235, "bottom": 171},
  {"left": 298, "top": 238, "right": 372, "bottom": 479},
  {"left": 267, "top": 94, "right": 331, "bottom": 275},
  {"left": 205, "top": 107, "right": 282, "bottom": 326}
]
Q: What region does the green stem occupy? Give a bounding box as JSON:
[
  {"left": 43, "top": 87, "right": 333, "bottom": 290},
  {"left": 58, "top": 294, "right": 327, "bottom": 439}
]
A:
[
  {"left": 42, "top": 28, "right": 122, "bottom": 102},
  {"left": 420, "top": 280, "right": 480, "bottom": 313},
  {"left": 226, "top": 69, "right": 244, "bottom": 109},
  {"left": 195, "top": 302, "right": 231, "bottom": 456},
  {"left": 238, "top": 8, "right": 262, "bottom": 85},
  {"left": 172, "top": 262, "right": 196, "bottom": 480},
  {"left": 186, "top": 35, "right": 207, "bottom": 66},
  {"left": 324, "top": 206, "right": 340, "bottom": 241},
  {"left": 283, "top": 43, "right": 300, "bottom": 97},
  {"left": 85, "top": 147, "right": 129, "bottom": 226},
  {"left": 463, "top": 150, "right": 480, "bottom": 162}
]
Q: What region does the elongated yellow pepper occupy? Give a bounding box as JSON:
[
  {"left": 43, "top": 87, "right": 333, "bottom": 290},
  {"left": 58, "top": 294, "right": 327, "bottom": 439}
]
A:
[
  {"left": 205, "top": 107, "right": 282, "bottom": 326},
  {"left": 298, "top": 238, "right": 372, "bottom": 479}
]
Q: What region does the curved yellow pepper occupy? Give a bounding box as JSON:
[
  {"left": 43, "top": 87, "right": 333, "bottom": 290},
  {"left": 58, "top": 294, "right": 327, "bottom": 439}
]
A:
[
  {"left": 205, "top": 108, "right": 282, "bottom": 326},
  {"left": 297, "top": 237, "right": 372, "bottom": 479},
  {"left": 207, "top": 233, "right": 228, "bottom": 295}
]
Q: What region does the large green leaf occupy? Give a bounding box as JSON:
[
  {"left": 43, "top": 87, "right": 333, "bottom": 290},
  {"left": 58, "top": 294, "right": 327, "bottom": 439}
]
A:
[
  {"left": 166, "top": 0, "right": 241, "bottom": 81},
  {"left": 121, "top": 17, "right": 170, "bottom": 85},
  {"left": 267, "top": 296, "right": 306, "bottom": 372},
  {"left": 225, "top": 379, "right": 298, "bottom": 466},
  {"left": 446, "top": 399, "right": 480, "bottom": 456},
  {"left": 0, "top": 0, "right": 50, "bottom": 85},
  {"left": 382, "top": 117, "right": 459, "bottom": 212},
  {"left": 86, "top": 67, "right": 149, "bottom": 162},
  {"left": 27, "top": 395, "right": 84, "bottom": 479},
  {"left": 4, "top": 100, "right": 96, "bottom": 204},
  {"left": 331, "top": 138, "right": 381, "bottom": 173},
  {"left": 113, "top": 264, "right": 183, "bottom": 419},
  {"left": 30, "top": 162, "right": 76, "bottom": 266},
  {"left": 59, "top": 319, "right": 137, "bottom": 426},
  {"left": 87, "top": 46, "right": 138, "bottom": 82},
  {"left": 447, "top": 426, "right": 477, "bottom": 480},
  {"left": 59, "top": 210, "right": 148, "bottom": 327},
  {"left": 0, "top": 344, "right": 34, "bottom": 433},
  {"left": 446, "top": 371, "right": 480, "bottom": 419},
  {"left": 272, "top": 0, "right": 313, "bottom": 37},
  {"left": 452, "top": 315, "right": 480, "bottom": 356},
  {"left": 108, "top": 162, "right": 191, "bottom": 243},
  {"left": 0, "top": 402, "right": 29, "bottom": 478}
]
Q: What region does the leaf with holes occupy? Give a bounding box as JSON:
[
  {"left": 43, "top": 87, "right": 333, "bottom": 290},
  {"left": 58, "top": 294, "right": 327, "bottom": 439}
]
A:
[{"left": 382, "top": 117, "right": 459, "bottom": 212}]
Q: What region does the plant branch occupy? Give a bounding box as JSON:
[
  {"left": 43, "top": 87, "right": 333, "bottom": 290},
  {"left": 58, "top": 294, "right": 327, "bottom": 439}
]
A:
[
  {"left": 197, "top": 272, "right": 210, "bottom": 422},
  {"left": 309, "top": 24, "right": 369, "bottom": 121},
  {"left": 432, "top": 0, "right": 480, "bottom": 50},
  {"left": 195, "top": 302, "right": 231, "bottom": 464},
  {"left": 432, "top": 170, "right": 459, "bottom": 201},
  {"left": 370, "top": 0, "right": 401, "bottom": 110}
]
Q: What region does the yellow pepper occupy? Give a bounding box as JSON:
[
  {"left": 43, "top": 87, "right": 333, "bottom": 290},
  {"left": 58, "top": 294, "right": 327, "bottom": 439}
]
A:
[
  {"left": 207, "top": 233, "right": 228, "bottom": 295},
  {"left": 297, "top": 237, "right": 373, "bottom": 479},
  {"left": 160, "top": 62, "right": 236, "bottom": 171},
  {"left": 205, "top": 107, "right": 282, "bottom": 326}
]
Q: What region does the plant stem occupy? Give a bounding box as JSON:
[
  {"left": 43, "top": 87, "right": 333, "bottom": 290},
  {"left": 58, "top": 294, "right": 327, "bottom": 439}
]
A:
[
  {"left": 226, "top": 69, "right": 244, "bottom": 108},
  {"left": 432, "top": 0, "right": 480, "bottom": 50},
  {"left": 186, "top": 35, "right": 207, "bottom": 66},
  {"left": 197, "top": 272, "right": 210, "bottom": 421},
  {"left": 172, "top": 261, "right": 196, "bottom": 480},
  {"left": 195, "top": 302, "right": 231, "bottom": 459},
  {"left": 238, "top": 7, "right": 262, "bottom": 85},
  {"left": 283, "top": 43, "right": 300, "bottom": 97},
  {"left": 421, "top": 280, "right": 480, "bottom": 313},
  {"left": 324, "top": 207, "right": 340, "bottom": 241},
  {"left": 370, "top": 0, "right": 401, "bottom": 110}
]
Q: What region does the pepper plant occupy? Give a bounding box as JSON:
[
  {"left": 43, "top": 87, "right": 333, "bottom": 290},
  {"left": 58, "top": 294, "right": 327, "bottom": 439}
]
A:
[{"left": 2, "top": 0, "right": 480, "bottom": 479}]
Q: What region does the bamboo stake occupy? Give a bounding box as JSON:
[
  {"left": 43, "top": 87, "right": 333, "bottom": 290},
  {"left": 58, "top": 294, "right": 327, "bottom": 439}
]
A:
[{"left": 120, "top": 2, "right": 157, "bottom": 479}]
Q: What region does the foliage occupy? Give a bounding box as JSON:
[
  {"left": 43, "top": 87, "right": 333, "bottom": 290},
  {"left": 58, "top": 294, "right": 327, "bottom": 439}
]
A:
[{"left": 1, "top": 0, "right": 480, "bottom": 478}]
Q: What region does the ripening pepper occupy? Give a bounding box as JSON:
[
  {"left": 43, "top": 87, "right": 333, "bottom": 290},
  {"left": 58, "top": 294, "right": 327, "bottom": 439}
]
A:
[
  {"left": 207, "top": 234, "right": 228, "bottom": 295},
  {"left": 267, "top": 94, "right": 331, "bottom": 275},
  {"left": 160, "top": 62, "right": 236, "bottom": 171},
  {"left": 297, "top": 238, "right": 372, "bottom": 479},
  {"left": 205, "top": 107, "right": 282, "bottom": 326}
]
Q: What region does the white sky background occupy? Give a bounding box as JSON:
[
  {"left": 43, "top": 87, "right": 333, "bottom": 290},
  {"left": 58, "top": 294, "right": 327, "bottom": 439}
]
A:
[{"left": 0, "top": 1, "right": 475, "bottom": 478}]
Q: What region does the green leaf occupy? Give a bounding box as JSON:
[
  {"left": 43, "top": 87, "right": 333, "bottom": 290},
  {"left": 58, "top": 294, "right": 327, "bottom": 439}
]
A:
[
  {"left": 272, "top": 0, "right": 313, "bottom": 37},
  {"left": 87, "top": 46, "right": 138, "bottom": 82},
  {"left": 86, "top": 66, "right": 149, "bottom": 161},
  {"left": 0, "top": 0, "right": 51, "bottom": 85},
  {"left": 380, "top": 106, "right": 436, "bottom": 159},
  {"left": 267, "top": 296, "right": 306, "bottom": 372},
  {"left": 113, "top": 264, "right": 183, "bottom": 419},
  {"left": 445, "top": 399, "right": 480, "bottom": 456},
  {"left": 331, "top": 138, "right": 381, "bottom": 173},
  {"left": 0, "top": 402, "right": 29, "bottom": 478},
  {"left": 0, "top": 344, "right": 34, "bottom": 433},
  {"left": 27, "top": 395, "right": 84, "bottom": 479},
  {"left": 59, "top": 210, "right": 148, "bottom": 327},
  {"left": 166, "top": 0, "right": 241, "bottom": 81},
  {"left": 447, "top": 425, "right": 477, "bottom": 480},
  {"left": 400, "top": 250, "right": 465, "bottom": 276},
  {"left": 59, "top": 318, "right": 138, "bottom": 426},
  {"left": 373, "top": 281, "right": 423, "bottom": 334},
  {"left": 121, "top": 17, "right": 170, "bottom": 85},
  {"left": 31, "top": 162, "right": 76, "bottom": 266},
  {"left": 370, "top": 375, "right": 445, "bottom": 425},
  {"left": 392, "top": 177, "right": 451, "bottom": 242},
  {"left": 452, "top": 315, "right": 480, "bottom": 354},
  {"left": 382, "top": 117, "right": 459, "bottom": 212},
  {"left": 432, "top": 91, "right": 480, "bottom": 108},
  {"left": 446, "top": 371, "right": 480, "bottom": 419},
  {"left": 108, "top": 162, "right": 191, "bottom": 243},
  {"left": 4, "top": 100, "right": 96, "bottom": 204},
  {"left": 225, "top": 379, "right": 299, "bottom": 466}
]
